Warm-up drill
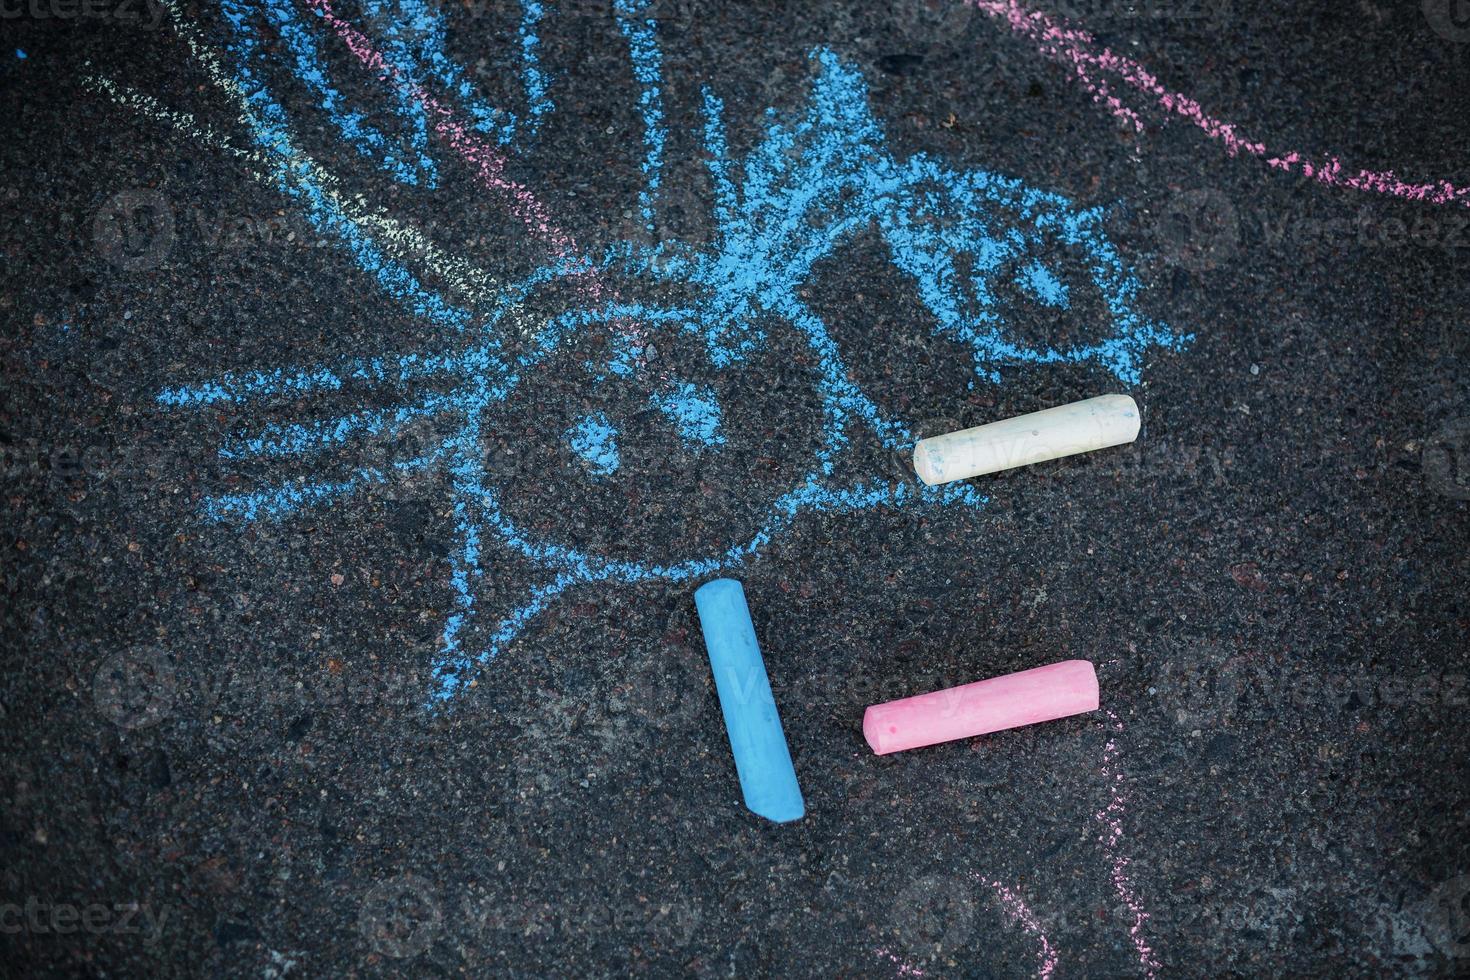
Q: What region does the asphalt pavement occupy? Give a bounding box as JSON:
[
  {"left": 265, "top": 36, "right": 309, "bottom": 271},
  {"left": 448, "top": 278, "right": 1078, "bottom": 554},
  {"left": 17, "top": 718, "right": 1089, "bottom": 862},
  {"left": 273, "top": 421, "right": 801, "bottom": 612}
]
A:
[{"left": 2, "top": 1, "right": 1468, "bottom": 975}]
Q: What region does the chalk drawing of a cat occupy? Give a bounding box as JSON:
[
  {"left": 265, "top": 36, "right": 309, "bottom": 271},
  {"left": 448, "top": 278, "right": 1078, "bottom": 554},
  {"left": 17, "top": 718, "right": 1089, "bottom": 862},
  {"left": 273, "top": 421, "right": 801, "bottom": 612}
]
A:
[{"left": 143, "top": 3, "right": 1188, "bottom": 704}]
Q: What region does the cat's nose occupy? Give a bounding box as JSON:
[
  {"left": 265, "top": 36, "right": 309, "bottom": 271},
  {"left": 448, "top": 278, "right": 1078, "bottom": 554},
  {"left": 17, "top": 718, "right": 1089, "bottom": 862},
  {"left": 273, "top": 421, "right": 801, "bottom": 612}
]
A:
[
  {"left": 567, "top": 412, "right": 620, "bottom": 475},
  {"left": 651, "top": 382, "right": 726, "bottom": 448},
  {"left": 1015, "top": 259, "right": 1069, "bottom": 309}
]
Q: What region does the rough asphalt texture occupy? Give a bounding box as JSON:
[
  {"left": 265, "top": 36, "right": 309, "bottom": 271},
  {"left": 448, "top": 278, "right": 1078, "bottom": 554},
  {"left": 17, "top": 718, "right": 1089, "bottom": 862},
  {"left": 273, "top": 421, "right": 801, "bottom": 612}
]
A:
[{"left": 3, "top": 1, "right": 1469, "bottom": 976}]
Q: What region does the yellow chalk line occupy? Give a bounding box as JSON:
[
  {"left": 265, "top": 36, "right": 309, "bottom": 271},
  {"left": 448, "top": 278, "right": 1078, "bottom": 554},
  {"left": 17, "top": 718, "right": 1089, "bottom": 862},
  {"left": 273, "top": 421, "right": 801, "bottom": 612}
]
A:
[{"left": 95, "top": 0, "right": 540, "bottom": 340}]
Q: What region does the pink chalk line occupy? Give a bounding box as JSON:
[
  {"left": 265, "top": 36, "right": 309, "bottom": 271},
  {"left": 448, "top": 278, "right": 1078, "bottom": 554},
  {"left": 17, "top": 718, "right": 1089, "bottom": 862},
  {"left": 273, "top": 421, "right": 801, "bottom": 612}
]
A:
[
  {"left": 981, "top": 878, "right": 1059, "bottom": 980},
  {"left": 971, "top": 0, "right": 1470, "bottom": 209},
  {"left": 301, "top": 0, "right": 651, "bottom": 363},
  {"left": 873, "top": 947, "right": 927, "bottom": 977},
  {"left": 874, "top": 881, "right": 1057, "bottom": 978},
  {"left": 1097, "top": 707, "right": 1160, "bottom": 979}
]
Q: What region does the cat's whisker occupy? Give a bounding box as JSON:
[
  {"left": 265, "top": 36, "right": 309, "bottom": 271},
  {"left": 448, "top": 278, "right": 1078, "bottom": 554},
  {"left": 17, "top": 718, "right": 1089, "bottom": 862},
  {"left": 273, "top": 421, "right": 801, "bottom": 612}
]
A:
[
  {"left": 156, "top": 349, "right": 477, "bottom": 409},
  {"left": 200, "top": 447, "right": 448, "bottom": 523},
  {"left": 218, "top": 391, "right": 463, "bottom": 460}
]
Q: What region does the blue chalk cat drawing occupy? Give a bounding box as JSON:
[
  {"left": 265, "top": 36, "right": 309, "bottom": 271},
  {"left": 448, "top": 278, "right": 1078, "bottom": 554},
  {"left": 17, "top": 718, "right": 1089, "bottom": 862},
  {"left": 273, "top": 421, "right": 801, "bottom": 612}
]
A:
[{"left": 138, "top": 0, "right": 1188, "bottom": 704}]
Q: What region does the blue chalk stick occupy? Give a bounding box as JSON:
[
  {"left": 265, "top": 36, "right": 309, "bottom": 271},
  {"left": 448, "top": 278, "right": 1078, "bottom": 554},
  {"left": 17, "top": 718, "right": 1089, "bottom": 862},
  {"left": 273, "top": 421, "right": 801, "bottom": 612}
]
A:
[{"left": 694, "top": 578, "right": 805, "bottom": 823}]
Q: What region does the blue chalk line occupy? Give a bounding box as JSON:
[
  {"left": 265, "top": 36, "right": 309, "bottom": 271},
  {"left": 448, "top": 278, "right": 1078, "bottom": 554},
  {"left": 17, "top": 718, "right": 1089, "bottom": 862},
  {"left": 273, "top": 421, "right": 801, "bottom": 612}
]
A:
[{"left": 155, "top": 6, "right": 1190, "bottom": 707}]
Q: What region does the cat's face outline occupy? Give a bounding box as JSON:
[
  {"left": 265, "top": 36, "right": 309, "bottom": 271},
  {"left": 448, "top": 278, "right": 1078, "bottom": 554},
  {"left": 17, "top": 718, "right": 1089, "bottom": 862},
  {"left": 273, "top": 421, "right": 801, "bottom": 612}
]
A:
[
  {"left": 453, "top": 161, "right": 1171, "bottom": 582},
  {"left": 453, "top": 254, "right": 862, "bottom": 580}
]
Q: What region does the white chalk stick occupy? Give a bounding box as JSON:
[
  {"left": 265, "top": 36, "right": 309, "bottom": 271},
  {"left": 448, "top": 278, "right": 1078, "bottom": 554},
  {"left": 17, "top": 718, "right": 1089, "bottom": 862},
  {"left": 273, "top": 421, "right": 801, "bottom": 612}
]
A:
[{"left": 913, "top": 394, "right": 1141, "bottom": 486}]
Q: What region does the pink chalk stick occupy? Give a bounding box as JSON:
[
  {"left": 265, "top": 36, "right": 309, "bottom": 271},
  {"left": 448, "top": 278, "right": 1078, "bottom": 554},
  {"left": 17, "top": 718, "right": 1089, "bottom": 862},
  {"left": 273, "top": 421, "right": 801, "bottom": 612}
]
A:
[{"left": 863, "top": 660, "right": 1099, "bottom": 755}]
